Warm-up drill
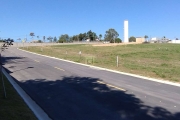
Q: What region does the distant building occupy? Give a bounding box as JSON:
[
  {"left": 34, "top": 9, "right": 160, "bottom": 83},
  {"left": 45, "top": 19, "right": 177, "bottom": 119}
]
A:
[
  {"left": 136, "top": 37, "right": 145, "bottom": 43},
  {"left": 170, "top": 40, "right": 180, "bottom": 44},
  {"left": 150, "top": 37, "right": 158, "bottom": 43},
  {"left": 86, "top": 39, "right": 90, "bottom": 42},
  {"left": 150, "top": 37, "right": 170, "bottom": 43}
]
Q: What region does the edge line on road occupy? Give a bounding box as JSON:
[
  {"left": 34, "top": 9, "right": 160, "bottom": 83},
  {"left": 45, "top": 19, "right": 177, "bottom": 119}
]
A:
[
  {"left": 34, "top": 60, "right": 40, "bottom": 62},
  {"left": 2, "top": 68, "right": 52, "bottom": 120},
  {"left": 97, "top": 81, "right": 126, "bottom": 92},
  {"left": 54, "top": 67, "right": 65, "bottom": 71}
]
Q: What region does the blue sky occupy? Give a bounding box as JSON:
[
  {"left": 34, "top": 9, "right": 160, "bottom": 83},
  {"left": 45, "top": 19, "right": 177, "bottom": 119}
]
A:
[{"left": 0, "top": 0, "right": 180, "bottom": 41}]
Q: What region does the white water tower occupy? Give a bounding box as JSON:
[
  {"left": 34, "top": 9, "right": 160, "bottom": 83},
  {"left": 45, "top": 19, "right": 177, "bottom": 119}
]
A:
[{"left": 124, "top": 20, "right": 128, "bottom": 43}]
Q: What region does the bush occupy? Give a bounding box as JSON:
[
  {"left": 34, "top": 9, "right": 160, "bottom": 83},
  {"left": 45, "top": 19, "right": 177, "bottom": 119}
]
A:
[
  {"left": 129, "top": 36, "right": 136, "bottom": 42},
  {"left": 109, "top": 38, "right": 122, "bottom": 43},
  {"left": 37, "top": 40, "right": 42, "bottom": 43},
  {"left": 115, "top": 38, "right": 122, "bottom": 43}
]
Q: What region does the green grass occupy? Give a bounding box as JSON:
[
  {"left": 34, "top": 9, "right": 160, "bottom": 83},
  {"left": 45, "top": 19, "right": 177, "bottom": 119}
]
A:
[
  {"left": 0, "top": 74, "right": 37, "bottom": 120},
  {"left": 21, "top": 43, "right": 180, "bottom": 82}
]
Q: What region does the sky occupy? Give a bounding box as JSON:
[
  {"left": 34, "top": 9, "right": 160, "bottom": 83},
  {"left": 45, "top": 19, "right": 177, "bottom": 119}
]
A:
[{"left": 0, "top": 0, "right": 180, "bottom": 42}]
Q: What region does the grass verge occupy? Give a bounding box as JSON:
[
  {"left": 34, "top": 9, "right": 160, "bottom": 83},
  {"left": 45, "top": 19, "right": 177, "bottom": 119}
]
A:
[
  {"left": 20, "top": 43, "right": 180, "bottom": 82},
  {"left": 0, "top": 74, "right": 37, "bottom": 120}
]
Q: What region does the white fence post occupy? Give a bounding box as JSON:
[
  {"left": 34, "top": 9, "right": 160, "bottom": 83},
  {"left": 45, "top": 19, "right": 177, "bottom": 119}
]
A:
[{"left": 117, "top": 56, "right": 119, "bottom": 67}]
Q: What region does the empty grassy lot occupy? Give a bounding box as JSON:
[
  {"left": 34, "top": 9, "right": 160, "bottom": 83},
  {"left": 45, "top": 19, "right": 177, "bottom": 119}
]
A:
[
  {"left": 0, "top": 74, "right": 37, "bottom": 120},
  {"left": 21, "top": 43, "right": 180, "bottom": 82}
]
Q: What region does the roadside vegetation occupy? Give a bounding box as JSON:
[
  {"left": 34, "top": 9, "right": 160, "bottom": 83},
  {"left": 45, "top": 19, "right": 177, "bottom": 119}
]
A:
[
  {"left": 0, "top": 74, "right": 37, "bottom": 120},
  {"left": 21, "top": 43, "right": 180, "bottom": 82}
]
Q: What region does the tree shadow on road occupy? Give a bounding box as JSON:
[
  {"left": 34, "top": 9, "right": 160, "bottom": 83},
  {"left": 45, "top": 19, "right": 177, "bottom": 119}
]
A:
[
  {"left": 2, "top": 56, "right": 28, "bottom": 65},
  {"left": 2, "top": 55, "right": 180, "bottom": 120},
  {"left": 13, "top": 76, "right": 180, "bottom": 120}
]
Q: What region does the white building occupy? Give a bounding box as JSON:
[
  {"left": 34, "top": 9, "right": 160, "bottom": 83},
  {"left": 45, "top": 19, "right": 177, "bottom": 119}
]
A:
[
  {"left": 171, "top": 40, "right": 180, "bottom": 44},
  {"left": 150, "top": 37, "right": 170, "bottom": 43},
  {"left": 124, "top": 20, "right": 129, "bottom": 43}
]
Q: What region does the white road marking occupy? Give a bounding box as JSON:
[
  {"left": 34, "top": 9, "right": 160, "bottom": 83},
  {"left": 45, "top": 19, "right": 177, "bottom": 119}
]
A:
[
  {"left": 34, "top": 60, "right": 40, "bottom": 62},
  {"left": 89, "top": 66, "right": 102, "bottom": 70},
  {"left": 54, "top": 67, "right": 65, "bottom": 71},
  {"left": 2, "top": 68, "right": 51, "bottom": 120},
  {"left": 97, "top": 80, "right": 126, "bottom": 91}
]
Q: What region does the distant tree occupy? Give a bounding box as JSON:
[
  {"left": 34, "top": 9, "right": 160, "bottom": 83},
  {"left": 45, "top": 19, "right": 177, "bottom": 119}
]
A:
[
  {"left": 83, "top": 33, "right": 87, "bottom": 40},
  {"left": 43, "top": 36, "right": 46, "bottom": 42},
  {"left": 53, "top": 37, "right": 57, "bottom": 42},
  {"left": 77, "top": 33, "right": 87, "bottom": 41},
  {"left": 110, "top": 38, "right": 122, "bottom": 43},
  {"left": 69, "top": 36, "right": 73, "bottom": 42},
  {"left": 129, "top": 36, "right": 136, "bottom": 42},
  {"left": 115, "top": 38, "right": 122, "bottom": 43},
  {"left": 93, "top": 32, "right": 97, "bottom": 41},
  {"left": 47, "top": 36, "right": 53, "bottom": 42},
  {"left": 87, "top": 30, "right": 97, "bottom": 41},
  {"left": 99, "top": 34, "right": 102, "bottom": 41},
  {"left": 70, "top": 31, "right": 96, "bottom": 42},
  {"left": 30, "top": 32, "right": 35, "bottom": 41},
  {"left": 162, "top": 36, "right": 166, "bottom": 40},
  {"left": 87, "top": 30, "right": 93, "bottom": 40},
  {"left": 58, "top": 34, "right": 69, "bottom": 43},
  {"left": 76, "top": 35, "right": 79, "bottom": 41},
  {"left": 72, "top": 35, "right": 77, "bottom": 41},
  {"left": 104, "top": 28, "right": 119, "bottom": 43},
  {"left": 37, "top": 36, "right": 39, "bottom": 40},
  {"left": 17, "top": 38, "right": 21, "bottom": 42},
  {"left": 144, "top": 35, "right": 148, "bottom": 41},
  {"left": 176, "top": 38, "right": 179, "bottom": 40},
  {"left": 78, "top": 33, "right": 84, "bottom": 41},
  {"left": 17, "top": 38, "right": 21, "bottom": 40},
  {"left": 64, "top": 34, "right": 70, "bottom": 42},
  {"left": 37, "top": 40, "right": 42, "bottom": 43}
]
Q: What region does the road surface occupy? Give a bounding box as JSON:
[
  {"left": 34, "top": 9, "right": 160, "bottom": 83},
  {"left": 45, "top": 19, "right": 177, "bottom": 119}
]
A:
[{"left": 2, "top": 47, "right": 180, "bottom": 120}]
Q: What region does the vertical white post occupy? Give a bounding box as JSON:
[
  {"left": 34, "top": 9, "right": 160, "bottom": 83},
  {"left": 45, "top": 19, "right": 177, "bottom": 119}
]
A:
[
  {"left": 117, "top": 56, "right": 119, "bottom": 67},
  {"left": 79, "top": 51, "right": 81, "bottom": 60},
  {"left": 66, "top": 51, "right": 67, "bottom": 58}
]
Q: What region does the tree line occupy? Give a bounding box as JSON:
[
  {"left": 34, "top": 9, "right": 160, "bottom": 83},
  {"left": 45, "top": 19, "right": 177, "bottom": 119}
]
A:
[
  {"left": 29, "top": 28, "right": 122, "bottom": 43},
  {"left": 29, "top": 30, "right": 153, "bottom": 43}
]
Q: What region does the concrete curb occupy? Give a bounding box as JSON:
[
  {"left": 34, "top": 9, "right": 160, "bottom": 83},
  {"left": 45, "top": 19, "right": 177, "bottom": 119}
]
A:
[
  {"left": 2, "top": 68, "right": 52, "bottom": 120},
  {"left": 17, "top": 48, "right": 180, "bottom": 87}
]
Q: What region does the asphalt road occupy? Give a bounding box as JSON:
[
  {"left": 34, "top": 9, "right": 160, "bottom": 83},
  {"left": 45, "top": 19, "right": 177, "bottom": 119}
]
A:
[{"left": 2, "top": 47, "right": 180, "bottom": 120}]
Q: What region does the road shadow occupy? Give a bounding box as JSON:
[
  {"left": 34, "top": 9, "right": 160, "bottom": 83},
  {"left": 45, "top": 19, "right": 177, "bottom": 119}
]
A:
[
  {"left": 1, "top": 54, "right": 180, "bottom": 120},
  {"left": 12, "top": 76, "right": 180, "bottom": 120},
  {"left": 1, "top": 56, "right": 34, "bottom": 73},
  {"left": 2, "top": 56, "right": 27, "bottom": 65}
]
